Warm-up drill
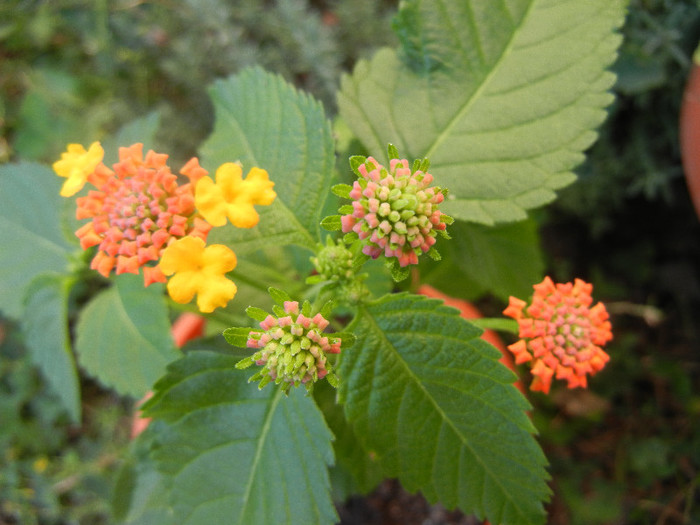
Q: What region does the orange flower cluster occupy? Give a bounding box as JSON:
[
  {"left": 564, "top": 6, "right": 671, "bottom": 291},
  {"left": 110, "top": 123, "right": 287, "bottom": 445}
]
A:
[
  {"left": 503, "top": 277, "right": 612, "bottom": 394},
  {"left": 73, "top": 144, "right": 211, "bottom": 286},
  {"left": 54, "top": 142, "right": 277, "bottom": 313}
]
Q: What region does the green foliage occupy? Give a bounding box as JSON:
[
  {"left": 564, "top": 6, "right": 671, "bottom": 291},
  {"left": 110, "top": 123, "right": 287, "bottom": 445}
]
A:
[
  {"left": 419, "top": 217, "right": 544, "bottom": 301},
  {"left": 0, "top": 162, "right": 75, "bottom": 319},
  {"left": 0, "top": 317, "right": 131, "bottom": 524},
  {"left": 555, "top": 0, "right": 700, "bottom": 236},
  {"left": 135, "top": 351, "right": 337, "bottom": 524},
  {"left": 75, "top": 275, "right": 179, "bottom": 398},
  {"left": 102, "top": 110, "right": 161, "bottom": 166},
  {"left": 340, "top": 293, "right": 549, "bottom": 524},
  {"left": 13, "top": 67, "right": 111, "bottom": 161},
  {"left": 2, "top": 0, "right": 392, "bottom": 163},
  {"left": 339, "top": 0, "right": 626, "bottom": 225},
  {"left": 21, "top": 274, "right": 80, "bottom": 422},
  {"left": 202, "top": 68, "right": 336, "bottom": 253},
  {"left": 111, "top": 432, "right": 174, "bottom": 525},
  {"left": 0, "top": 0, "right": 651, "bottom": 523},
  {"left": 314, "top": 380, "right": 383, "bottom": 501}
]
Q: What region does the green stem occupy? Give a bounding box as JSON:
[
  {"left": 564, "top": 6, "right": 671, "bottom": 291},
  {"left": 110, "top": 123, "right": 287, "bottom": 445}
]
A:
[{"left": 469, "top": 317, "right": 519, "bottom": 334}]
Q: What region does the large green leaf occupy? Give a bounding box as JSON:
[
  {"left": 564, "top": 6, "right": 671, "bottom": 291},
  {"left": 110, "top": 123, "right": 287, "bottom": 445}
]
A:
[
  {"left": 21, "top": 274, "right": 81, "bottom": 422},
  {"left": 113, "top": 425, "right": 176, "bottom": 525},
  {"left": 140, "top": 351, "right": 337, "bottom": 525},
  {"left": 201, "top": 67, "right": 336, "bottom": 254},
  {"left": 314, "top": 380, "right": 383, "bottom": 502},
  {"left": 419, "top": 218, "right": 544, "bottom": 301},
  {"left": 0, "top": 162, "right": 74, "bottom": 319},
  {"left": 340, "top": 293, "right": 549, "bottom": 524},
  {"left": 75, "top": 274, "right": 179, "bottom": 397},
  {"left": 338, "top": 0, "right": 625, "bottom": 224}
]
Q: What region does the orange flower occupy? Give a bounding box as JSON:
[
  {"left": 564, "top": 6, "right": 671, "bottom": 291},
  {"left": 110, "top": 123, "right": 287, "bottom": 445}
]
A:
[
  {"left": 73, "top": 144, "right": 211, "bottom": 285},
  {"left": 503, "top": 277, "right": 612, "bottom": 394}
]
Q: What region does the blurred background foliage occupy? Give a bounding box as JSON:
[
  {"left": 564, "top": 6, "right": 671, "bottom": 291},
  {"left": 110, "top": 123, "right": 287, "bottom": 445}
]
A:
[{"left": 1, "top": 0, "right": 699, "bottom": 523}]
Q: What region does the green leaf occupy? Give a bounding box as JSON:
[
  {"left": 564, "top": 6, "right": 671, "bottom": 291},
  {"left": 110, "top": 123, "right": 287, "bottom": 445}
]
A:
[
  {"left": 419, "top": 218, "right": 544, "bottom": 301},
  {"left": 0, "top": 162, "right": 74, "bottom": 319},
  {"left": 75, "top": 275, "right": 180, "bottom": 397},
  {"left": 268, "top": 286, "right": 292, "bottom": 306},
  {"left": 329, "top": 332, "right": 356, "bottom": 349},
  {"left": 223, "top": 326, "right": 253, "bottom": 348},
  {"left": 320, "top": 215, "right": 342, "bottom": 231},
  {"left": 102, "top": 111, "right": 161, "bottom": 166},
  {"left": 340, "top": 293, "right": 550, "bottom": 524},
  {"left": 21, "top": 274, "right": 80, "bottom": 422},
  {"left": 387, "top": 143, "right": 400, "bottom": 160},
  {"left": 201, "top": 67, "right": 336, "bottom": 253},
  {"left": 389, "top": 264, "right": 410, "bottom": 282},
  {"left": 338, "top": 0, "right": 625, "bottom": 225},
  {"left": 314, "top": 381, "right": 383, "bottom": 501},
  {"left": 13, "top": 68, "right": 105, "bottom": 161},
  {"left": 331, "top": 183, "right": 352, "bottom": 199},
  {"left": 349, "top": 155, "right": 366, "bottom": 175},
  {"left": 470, "top": 317, "right": 519, "bottom": 334},
  {"left": 245, "top": 306, "right": 269, "bottom": 322},
  {"left": 113, "top": 432, "right": 176, "bottom": 525},
  {"left": 217, "top": 245, "right": 312, "bottom": 328},
  {"left": 142, "top": 351, "right": 337, "bottom": 525}
]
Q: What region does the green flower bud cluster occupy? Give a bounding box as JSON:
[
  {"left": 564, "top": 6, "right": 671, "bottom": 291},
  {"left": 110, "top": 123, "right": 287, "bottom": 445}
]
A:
[
  {"left": 310, "top": 237, "right": 354, "bottom": 282},
  {"left": 235, "top": 295, "right": 341, "bottom": 394}
]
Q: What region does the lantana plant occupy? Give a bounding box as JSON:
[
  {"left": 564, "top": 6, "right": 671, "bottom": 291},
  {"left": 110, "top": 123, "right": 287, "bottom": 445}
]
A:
[{"left": 0, "top": 1, "right": 626, "bottom": 524}]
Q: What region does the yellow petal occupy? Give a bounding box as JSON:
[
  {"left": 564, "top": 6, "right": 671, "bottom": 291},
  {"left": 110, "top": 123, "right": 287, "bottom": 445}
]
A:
[
  {"left": 60, "top": 176, "right": 87, "bottom": 198},
  {"left": 215, "top": 162, "right": 244, "bottom": 200},
  {"left": 53, "top": 142, "right": 104, "bottom": 197},
  {"left": 245, "top": 167, "right": 276, "bottom": 205},
  {"left": 201, "top": 243, "right": 237, "bottom": 274},
  {"left": 159, "top": 236, "right": 205, "bottom": 275},
  {"left": 166, "top": 271, "right": 202, "bottom": 304},
  {"left": 195, "top": 176, "right": 228, "bottom": 227},
  {"left": 226, "top": 202, "right": 260, "bottom": 228},
  {"left": 196, "top": 276, "right": 237, "bottom": 313}
]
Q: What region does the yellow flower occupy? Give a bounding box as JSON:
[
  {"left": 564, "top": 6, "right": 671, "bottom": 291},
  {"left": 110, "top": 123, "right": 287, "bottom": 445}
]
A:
[
  {"left": 52, "top": 142, "right": 104, "bottom": 197},
  {"left": 159, "top": 236, "right": 237, "bottom": 313},
  {"left": 195, "top": 162, "right": 276, "bottom": 228}
]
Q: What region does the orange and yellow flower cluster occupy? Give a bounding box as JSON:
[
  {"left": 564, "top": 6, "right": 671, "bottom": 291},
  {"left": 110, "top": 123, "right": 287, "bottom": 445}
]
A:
[
  {"left": 53, "top": 142, "right": 276, "bottom": 313},
  {"left": 504, "top": 277, "right": 612, "bottom": 394}
]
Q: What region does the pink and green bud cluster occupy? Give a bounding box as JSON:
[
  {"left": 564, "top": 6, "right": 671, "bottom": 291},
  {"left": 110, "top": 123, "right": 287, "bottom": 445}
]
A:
[
  {"left": 337, "top": 147, "right": 451, "bottom": 273},
  {"left": 235, "top": 298, "right": 341, "bottom": 394}
]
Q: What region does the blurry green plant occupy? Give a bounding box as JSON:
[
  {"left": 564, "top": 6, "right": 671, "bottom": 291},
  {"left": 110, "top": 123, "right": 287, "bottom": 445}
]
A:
[
  {"left": 0, "top": 315, "right": 131, "bottom": 524},
  {"left": 1, "top": 1, "right": 698, "bottom": 525},
  {"left": 0, "top": 0, "right": 397, "bottom": 164},
  {"left": 555, "top": 0, "right": 700, "bottom": 235}
]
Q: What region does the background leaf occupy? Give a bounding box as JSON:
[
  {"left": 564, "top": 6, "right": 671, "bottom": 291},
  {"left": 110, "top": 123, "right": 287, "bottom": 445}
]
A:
[
  {"left": 13, "top": 67, "right": 108, "bottom": 161},
  {"left": 75, "top": 274, "right": 179, "bottom": 398},
  {"left": 340, "top": 293, "right": 550, "bottom": 525},
  {"left": 113, "top": 427, "right": 176, "bottom": 525},
  {"left": 313, "top": 380, "right": 383, "bottom": 502},
  {"left": 0, "top": 162, "right": 74, "bottom": 319},
  {"left": 21, "top": 274, "right": 81, "bottom": 422},
  {"left": 338, "top": 0, "right": 626, "bottom": 224},
  {"left": 201, "top": 67, "right": 336, "bottom": 255},
  {"left": 419, "top": 217, "right": 544, "bottom": 301},
  {"left": 102, "top": 111, "right": 161, "bottom": 166},
  {"left": 140, "top": 350, "right": 337, "bottom": 525}
]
